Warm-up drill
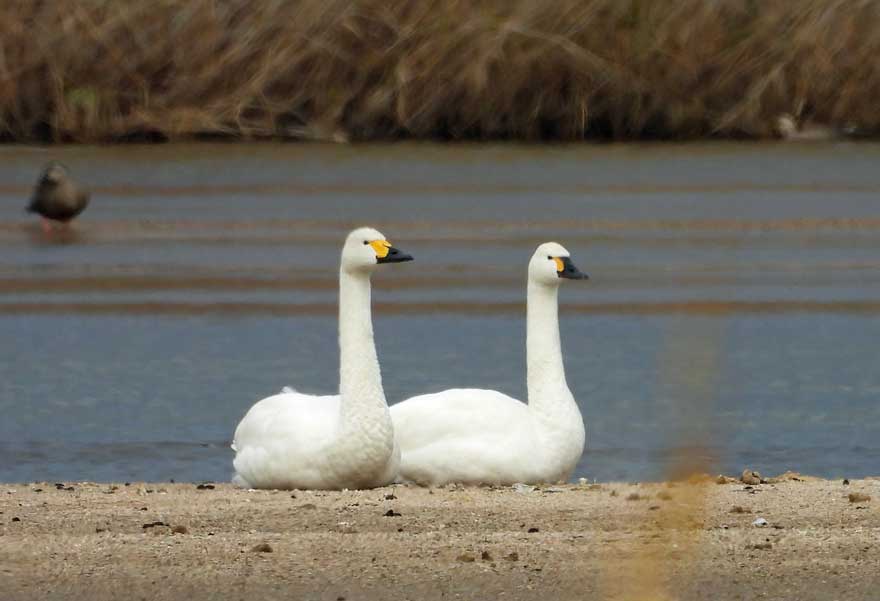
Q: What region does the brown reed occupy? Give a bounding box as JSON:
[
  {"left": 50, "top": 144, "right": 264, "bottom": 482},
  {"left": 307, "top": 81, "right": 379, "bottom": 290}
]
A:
[{"left": 1, "top": 0, "right": 878, "bottom": 143}]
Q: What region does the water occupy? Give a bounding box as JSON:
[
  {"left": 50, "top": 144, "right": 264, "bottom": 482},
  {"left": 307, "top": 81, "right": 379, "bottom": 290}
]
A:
[{"left": 1, "top": 142, "right": 878, "bottom": 483}]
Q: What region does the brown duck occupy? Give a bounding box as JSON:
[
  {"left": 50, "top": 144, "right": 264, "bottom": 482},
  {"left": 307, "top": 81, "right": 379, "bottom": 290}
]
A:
[{"left": 26, "top": 162, "right": 90, "bottom": 231}]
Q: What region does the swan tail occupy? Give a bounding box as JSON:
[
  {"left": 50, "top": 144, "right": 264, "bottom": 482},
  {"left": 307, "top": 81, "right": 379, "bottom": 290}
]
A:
[{"left": 280, "top": 386, "right": 297, "bottom": 394}]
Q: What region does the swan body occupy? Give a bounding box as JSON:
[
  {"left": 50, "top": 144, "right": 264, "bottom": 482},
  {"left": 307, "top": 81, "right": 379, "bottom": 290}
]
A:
[
  {"left": 232, "top": 227, "right": 412, "bottom": 490},
  {"left": 775, "top": 113, "right": 852, "bottom": 142},
  {"left": 390, "top": 242, "right": 588, "bottom": 486}
]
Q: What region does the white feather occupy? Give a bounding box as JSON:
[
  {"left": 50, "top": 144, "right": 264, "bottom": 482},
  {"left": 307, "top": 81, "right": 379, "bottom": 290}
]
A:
[
  {"left": 231, "top": 228, "right": 405, "bottom": 490},
  {"left": 390, "top": 242, "right": 587, "bottom": 486}
]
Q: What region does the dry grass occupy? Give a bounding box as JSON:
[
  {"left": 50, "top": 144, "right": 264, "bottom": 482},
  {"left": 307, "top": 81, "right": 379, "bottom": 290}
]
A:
[{"left": 1, "top": 0, "right": 879, "bottom": 142}]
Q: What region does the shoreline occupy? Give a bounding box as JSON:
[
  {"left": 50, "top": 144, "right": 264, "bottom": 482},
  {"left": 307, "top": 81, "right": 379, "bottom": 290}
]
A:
[{"left": 2, "top": 477, "right": 877, "bottom": 600}]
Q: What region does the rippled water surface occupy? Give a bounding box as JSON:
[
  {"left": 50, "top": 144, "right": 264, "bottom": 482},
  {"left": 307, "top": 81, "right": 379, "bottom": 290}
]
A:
[{"left": 1, "top": 142, "right": 878, "bottom": 483}]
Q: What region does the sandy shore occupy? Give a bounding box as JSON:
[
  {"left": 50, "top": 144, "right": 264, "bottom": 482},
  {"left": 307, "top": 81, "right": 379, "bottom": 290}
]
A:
[{"left": 1, "top": 477, "right": 877, "bottom": 600}]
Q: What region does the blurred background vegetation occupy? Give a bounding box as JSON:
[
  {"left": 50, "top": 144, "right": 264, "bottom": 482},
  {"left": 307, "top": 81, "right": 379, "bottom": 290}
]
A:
[{"left": 2, "top": 0, "right": 879, "bottom": 143}]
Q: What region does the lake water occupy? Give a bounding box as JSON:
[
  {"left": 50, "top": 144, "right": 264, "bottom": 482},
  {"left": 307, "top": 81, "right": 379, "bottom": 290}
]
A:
[{"left": 1, "top": 142, "right": 878, "bottom": 484}]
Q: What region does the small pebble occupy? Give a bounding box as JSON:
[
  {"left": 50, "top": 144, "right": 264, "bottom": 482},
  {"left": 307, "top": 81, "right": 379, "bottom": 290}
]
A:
[
  {"left": 11, "top": 517, "right": 20, "bottom": 522},
  {"left": 383, "top": 509, "right": 401, "bottom": 517},
  {"left": 142, "top": 521, "right": 166, "bottom": 529},
  {"left": 384, "top": 493, "right": 397, "bottom": 500},
  {"left": 730, "top": 506, "right": 751, "bottom": 514},
  {"left": 481, "top": 550, "right": 493, "bottom": 561},
  {"left": 741, "top": 469, "right": 763, "bottom": 485},
  {"left": 843, "top": 479, "right": 850, "bottom": 486},
  {"left": 456, "top": 553, "right": 476, "bottom": 563},
  {"left": 751, "top": 542, "right": 773, "bottom": 550},
  {"left": 171, "top": 525, "right": 189, "bottom": 534},
  {"left": 512, "top": 483, "right": 535, "bottom": 494},
  {"left": 299, "top": 503, "right": 318, "bottom": 510},
  {"left": 196, "top": 483, "right": 215, "bottom": 490},
  {"left": 527, "top": 527, "right": 539, "bottom": 533},
  {"left": 752, "top": 517, "right": 769, "bottom": 527},
  {"left": 848, "top": 493, "right": 871, "bottom": 503},
  {"left": 252, "top": 543, "right": 273, "bottom": 553},
  {"left": 504, "top": 552, "right": 519, "bottom": 561}
]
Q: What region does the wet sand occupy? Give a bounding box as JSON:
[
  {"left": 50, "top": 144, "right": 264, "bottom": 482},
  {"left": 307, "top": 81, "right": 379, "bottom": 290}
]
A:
[{"left": 1, "top": 477, "right": 877, "bottom": 600}]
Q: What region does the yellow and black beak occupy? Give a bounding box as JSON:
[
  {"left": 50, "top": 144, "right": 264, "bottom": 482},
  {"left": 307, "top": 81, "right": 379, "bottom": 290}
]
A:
[
  {"left": 555, "top": 256, "right": 588, "bottom": 280},
  {"left": 370, "top": 240, "right": 414, "bottom": 264}
]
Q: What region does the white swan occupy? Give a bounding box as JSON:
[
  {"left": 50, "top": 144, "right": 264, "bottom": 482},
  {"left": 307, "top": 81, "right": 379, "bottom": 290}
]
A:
[
  {"left": 231, "top": 227, "right": 412, "bottom": 490},
  {"left": 775, "top": 113, "right": 853, "bottom": 141},
  {"left": 390, "top": 242, "right": 588, "bottom": 486}
]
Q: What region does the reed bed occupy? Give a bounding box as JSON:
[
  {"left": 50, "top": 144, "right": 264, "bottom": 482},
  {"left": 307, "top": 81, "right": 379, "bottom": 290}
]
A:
[{"left": 1, "top": 0, "right": 879, "bottom": 142}]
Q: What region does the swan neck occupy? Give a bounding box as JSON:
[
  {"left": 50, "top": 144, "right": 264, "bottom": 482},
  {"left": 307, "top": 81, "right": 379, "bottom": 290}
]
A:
[
  {"left": 338, "top": 268, "right": 385, "bottom": 411},
  {"left": 524, "top": 278, "right": 586, "bottom": 480},
  {"left": 526, "top": 281, "right": 568, "bottom": 403}
]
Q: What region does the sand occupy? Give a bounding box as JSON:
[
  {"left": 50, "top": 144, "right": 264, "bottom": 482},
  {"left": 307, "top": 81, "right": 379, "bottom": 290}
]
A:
[{"left": 1, "top": 477, "right": 878, "bottom": 600}]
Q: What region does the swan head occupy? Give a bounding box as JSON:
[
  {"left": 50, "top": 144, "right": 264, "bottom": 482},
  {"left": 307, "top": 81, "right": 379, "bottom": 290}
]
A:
[
  {"left": 341, "top": 227, "right": 413, "bottom": 273},
  {"left": 529, "top": 242, "right": 588, "bottom": 286},
  {"left": 775, "top": 114, "right": 799, "bottom": 137}
]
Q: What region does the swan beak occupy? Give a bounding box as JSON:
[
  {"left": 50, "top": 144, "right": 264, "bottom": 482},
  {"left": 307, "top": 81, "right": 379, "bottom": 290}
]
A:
[
  {"left": 376, "top": 244, "right": 414, "bottom": 264},
  {"left": 557, "top": 256, "right": 588, "bottom": 280}
]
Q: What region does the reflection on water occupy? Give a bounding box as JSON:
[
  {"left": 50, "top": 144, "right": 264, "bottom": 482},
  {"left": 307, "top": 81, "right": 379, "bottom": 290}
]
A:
[{"left": 1, "top": 142, "right": 878, "bottom": 483}]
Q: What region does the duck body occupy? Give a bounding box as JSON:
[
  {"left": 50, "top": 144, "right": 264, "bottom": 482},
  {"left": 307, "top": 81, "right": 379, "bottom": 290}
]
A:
[
  {"left": 390, "top": 242, "right": 588, "bottom": 487},
  {"left": 231, "top": 228, "right": 412, "bottom": 490},
  {"left": 27, "top": 162, "right": 90, "bottom": 223}
]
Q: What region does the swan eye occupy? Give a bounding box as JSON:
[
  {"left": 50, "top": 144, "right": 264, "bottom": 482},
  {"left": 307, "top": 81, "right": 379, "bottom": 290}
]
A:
[
  {"left": 363, "top": 241, "right": 369, "bottom": 245},
  {"left": 547, "top": 256, "right": 552, "bottom": 260}
]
